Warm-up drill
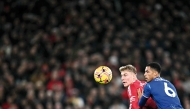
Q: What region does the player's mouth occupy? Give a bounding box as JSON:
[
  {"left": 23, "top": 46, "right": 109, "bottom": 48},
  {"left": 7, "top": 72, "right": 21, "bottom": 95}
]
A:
[
  {"left": 122, "top": 82, "right": 128, "bottom": 87},
  {"left": 122, "top": 81, "right": 127, "bottom": 84},
  {"left": 145, "top": 78, "right": 148, "bottom": 81}
]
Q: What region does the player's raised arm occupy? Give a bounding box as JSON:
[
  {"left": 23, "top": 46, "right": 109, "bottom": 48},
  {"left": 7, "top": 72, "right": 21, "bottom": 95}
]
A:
[
  {"left": 138, "top": 84, "right": 151, "bottom": 107},
  {"left": 138, "top": 95, "right": 148, "bottom": 107}
]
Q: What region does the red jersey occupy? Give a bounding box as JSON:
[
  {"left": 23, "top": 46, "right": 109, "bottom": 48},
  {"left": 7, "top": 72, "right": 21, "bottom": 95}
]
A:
[{"left": 127, "top": 80, "right": 157, "bottom": 109}]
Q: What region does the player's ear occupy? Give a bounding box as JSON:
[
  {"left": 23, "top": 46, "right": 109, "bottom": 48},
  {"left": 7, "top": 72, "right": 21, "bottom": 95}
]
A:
[
  {"left": 132, "top": 73, "right": 136, "bottom": 78},
  {"left": 153, "top": 71, "right": 159, "bottom": 76}
]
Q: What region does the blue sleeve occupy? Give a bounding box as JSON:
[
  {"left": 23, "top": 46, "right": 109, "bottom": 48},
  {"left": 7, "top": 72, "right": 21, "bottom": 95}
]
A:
[
  {"left": 138, "top": 83, "right": 151, "bottom": 107},
  {"left": 143, "top": 83, "right": 151, "bottom": 98},
  {"left": 138, "top": 96, "right": 148, "bottom": 107}
]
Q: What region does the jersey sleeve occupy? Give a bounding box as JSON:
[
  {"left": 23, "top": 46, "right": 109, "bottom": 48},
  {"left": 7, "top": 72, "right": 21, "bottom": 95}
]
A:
[
  {"left": 143, "top": 83, "right": 151, "bottom": 98},
  {"left": 128, "top": 85, "right": 140, "bottom": 109},
  {"left": 139, "top": 83, "right": 152, "bottom": 107}
]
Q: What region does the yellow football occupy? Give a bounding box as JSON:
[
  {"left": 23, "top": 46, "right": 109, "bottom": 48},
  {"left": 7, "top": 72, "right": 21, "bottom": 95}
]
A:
[{"left": 94, "top": 66, "right": 112, "bottom": 84}]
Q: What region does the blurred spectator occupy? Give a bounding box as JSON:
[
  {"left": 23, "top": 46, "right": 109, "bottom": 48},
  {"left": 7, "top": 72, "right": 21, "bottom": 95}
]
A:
[{"left": 0, "top": 0, "right": 190, "bottom": 108}]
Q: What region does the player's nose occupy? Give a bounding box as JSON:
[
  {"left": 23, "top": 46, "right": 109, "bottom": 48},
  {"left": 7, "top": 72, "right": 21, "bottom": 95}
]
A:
[
  {"left": 121, "top": 76, "right": 123, "bottom": 80},
  {"left": 121, "top": 76, "right": 125, "bottom": 80}
]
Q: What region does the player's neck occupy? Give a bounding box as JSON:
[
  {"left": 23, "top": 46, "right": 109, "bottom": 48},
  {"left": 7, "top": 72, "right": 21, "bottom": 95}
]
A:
[
  {"left": 154, "top": 75, "right": 160, "bottom": 79},
  {"left": 132, "top": 77, "right": 138, "bottom": 83}
]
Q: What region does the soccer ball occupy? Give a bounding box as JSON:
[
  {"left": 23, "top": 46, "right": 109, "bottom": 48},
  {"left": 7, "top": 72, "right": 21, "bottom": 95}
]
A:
[{"left": 94, "top": 66, "right": 112, "bottom": 84}]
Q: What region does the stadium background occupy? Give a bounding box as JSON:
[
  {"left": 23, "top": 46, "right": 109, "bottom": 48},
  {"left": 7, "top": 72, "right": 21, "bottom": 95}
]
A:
[{"left": 0, "top": 0, "right": 190, "bottom": 109}]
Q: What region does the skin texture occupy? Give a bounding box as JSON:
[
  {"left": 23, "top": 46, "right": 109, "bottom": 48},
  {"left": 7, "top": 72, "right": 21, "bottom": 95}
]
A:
[
  {"left": 144, "top": 66, "right": 160, "bottom": 82},
  {"left": 121, "top": 70, "right": 137, "bottom": 87}
]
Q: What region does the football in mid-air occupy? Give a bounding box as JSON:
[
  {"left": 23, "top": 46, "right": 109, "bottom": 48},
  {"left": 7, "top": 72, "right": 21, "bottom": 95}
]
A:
[{"left": 94, "top": 66, "right": 112, "bottom": 84}]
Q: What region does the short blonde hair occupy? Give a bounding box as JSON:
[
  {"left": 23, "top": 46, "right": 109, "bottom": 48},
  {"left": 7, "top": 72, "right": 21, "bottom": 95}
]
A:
[{"left": 119, "top": 65, "right": 137, "bottom": 74}]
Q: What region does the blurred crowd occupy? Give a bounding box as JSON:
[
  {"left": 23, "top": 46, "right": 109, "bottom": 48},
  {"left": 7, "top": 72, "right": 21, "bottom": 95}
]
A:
[{"left": 0, "top": 0, "right": 190, "bottom": 109}]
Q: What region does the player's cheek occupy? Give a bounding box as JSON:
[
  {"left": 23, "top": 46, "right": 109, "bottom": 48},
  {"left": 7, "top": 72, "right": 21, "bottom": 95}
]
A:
[
  {"left": 126, "top": 77, "right": 129, "bottom": 81},
  {"left": 122, "top": 76, "right": 126, "bottom": 80}
]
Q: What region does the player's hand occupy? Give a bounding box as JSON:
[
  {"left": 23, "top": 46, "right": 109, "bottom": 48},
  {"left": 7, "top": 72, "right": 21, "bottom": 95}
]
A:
[{"left": 137, "top": 88, "right": 143, "bottom": 99}]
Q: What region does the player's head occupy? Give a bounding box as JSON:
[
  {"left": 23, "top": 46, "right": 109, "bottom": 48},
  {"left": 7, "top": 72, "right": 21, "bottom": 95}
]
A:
[
  {"left": 144, "top": 62, "right": 161, "bottom": 82},
  {"left": 119, "top": 65, "right": 137, "bottom": 87}
]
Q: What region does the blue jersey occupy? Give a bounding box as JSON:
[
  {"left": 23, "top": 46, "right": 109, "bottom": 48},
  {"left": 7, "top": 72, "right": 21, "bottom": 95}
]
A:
[{"left": 142, "top": 77, "right": 183, "bottom": 109}]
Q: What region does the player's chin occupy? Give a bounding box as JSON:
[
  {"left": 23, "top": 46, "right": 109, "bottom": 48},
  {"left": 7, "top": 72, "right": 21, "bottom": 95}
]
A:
[
  {"left": 123, "top": 83, "right": 129, "bottom": 87},
  {"left": 145, "top": 78, "right": 150, "bottom": 82}
]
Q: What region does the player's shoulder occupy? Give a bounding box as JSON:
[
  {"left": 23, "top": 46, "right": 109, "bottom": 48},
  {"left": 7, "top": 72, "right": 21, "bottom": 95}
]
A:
[
  {"left": 153, "top": 77, "right": 169, "bottom": 82},
  {"left": 144, "top": 82, "right": 151, "bottom": 89},
  {"left": 131, "top": 80, "right": 147, "bottom": 89},
  {"left": 139, "top": 80, "right": 147, "bottom": 87},
  {"left": 139, "top": 80, "right": 147, "bottom": 84},
  {"left": 147, "top": 77, "right": 170, "bottom": 87},
  {"left": 128, "top": 80, "right": 140, "bottom": 90}
]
